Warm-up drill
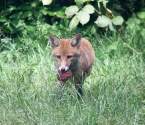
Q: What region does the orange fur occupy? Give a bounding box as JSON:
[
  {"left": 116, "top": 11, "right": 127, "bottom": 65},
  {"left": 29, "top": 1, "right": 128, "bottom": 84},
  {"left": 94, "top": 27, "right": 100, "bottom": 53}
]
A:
[{"left": 49, "top": 33, "right": 95, "bottom": 97}]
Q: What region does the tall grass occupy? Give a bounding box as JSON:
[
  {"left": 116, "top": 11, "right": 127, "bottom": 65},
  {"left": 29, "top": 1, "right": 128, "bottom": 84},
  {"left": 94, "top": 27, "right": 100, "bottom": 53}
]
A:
[{"left": 0, "top": 35, "right": 145, "bottom": 125}]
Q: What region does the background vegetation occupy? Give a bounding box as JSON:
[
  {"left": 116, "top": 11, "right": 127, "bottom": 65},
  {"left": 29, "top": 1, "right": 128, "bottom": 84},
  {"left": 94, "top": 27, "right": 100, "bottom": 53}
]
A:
[{"left": 0, "top": 0, "right": 145, "bottom": 124}]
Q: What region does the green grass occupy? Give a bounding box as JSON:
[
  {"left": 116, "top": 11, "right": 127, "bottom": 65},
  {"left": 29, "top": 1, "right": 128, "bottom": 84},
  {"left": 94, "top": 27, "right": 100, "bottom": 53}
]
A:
[{"left": 0, "top": 36, "right": 145, "bottom": 125}]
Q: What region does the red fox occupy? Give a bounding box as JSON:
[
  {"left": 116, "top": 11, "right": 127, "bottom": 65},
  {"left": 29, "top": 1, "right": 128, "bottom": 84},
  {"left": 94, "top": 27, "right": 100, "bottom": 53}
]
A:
[{"left": 49, "top": 33, "right": 95, "bottom": 98}]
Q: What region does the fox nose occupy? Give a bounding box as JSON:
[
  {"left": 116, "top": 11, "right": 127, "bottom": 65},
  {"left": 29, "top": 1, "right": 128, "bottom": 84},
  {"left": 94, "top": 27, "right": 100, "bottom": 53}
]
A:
[
  {"left": 60, "top": 68, "right": 66, "bottom": 72},
  {"left": 59, "top": 66, "right": 69, "bottom": 72}
]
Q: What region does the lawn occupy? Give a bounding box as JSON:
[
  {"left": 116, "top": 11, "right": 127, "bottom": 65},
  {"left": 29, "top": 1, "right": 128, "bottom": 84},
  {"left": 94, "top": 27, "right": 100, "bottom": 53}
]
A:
[{"left": 0, "top": 35, "right": 145, "bottom": 125}]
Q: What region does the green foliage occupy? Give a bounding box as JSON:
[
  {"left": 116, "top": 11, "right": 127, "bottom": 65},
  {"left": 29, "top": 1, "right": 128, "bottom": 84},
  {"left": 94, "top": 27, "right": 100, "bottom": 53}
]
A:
[
  {"left": 110, "top": 0, "right": 145, "bottom": 19},
  {"left": 0, "top": 0, "right": 145, "bottom": 57},
  {"left": 65, "top": 0, "right": 125, "bottom": 31},
  {"left": 125, "top": 9, "right": 145, "bottom": 48},
  {"left": 0, "top": 0, "right": 69, "bottom": 37},
  {"left": 0, "top": 0, "right": 145, "bottom": 37},
  {"left": 65, "top": 4, "right": 95, "bottom": 30},
  {"left": 0, "top": 0, "right": 40, "bottom": 34}
]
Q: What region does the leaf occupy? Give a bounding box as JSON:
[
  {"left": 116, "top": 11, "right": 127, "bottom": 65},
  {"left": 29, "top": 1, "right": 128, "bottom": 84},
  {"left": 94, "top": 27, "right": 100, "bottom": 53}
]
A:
[
  {"left": 22, "top": 11, "right": 32, "bottom": 19},
  {"left": 126, "top": 17, "right": 140, "bottom": 25},
  {"left": 18, "top": 4, "right": 31, "bottom": 10},
  {"left": 109, "top": 21, "right": 116, "bottom": 31},
  {"left": 11, "top": 20, "right": 25, "bottom": 33},
  {"left": 9, "top": 12, "right": 23, "bottom": 19},
  {"left": 26, "top": 25, "right": 36, "bottom": 32},
  {"left": 83, "top": 5, "right": 94, "bottom": 14},
  {"left": 69, "top": 15, "right": 79, "bottom": 30},
  {"left": 8, "top": 6, "right": 17, "bottom": 11},
  {"left": 47, "top": 11, "right": 54, "bottom": 16},
  {"left": 126, "top": 17, "right": 140, "bottom": 29},
  {"left": 112, "top": 16, "right": 124, "bottom": 25},
  {"left": 34, "top": 11, "right": 41, "bottom": 18},
  {"left": 42, "top": 0, "right": 52, "bottom": 5},
  {"left": 75, "top": 0, "right": 84, "bottom": 7},
  {"left": 15, "top": 21, "right": 25, "bottom": 29},
  {"left": 54, "top": 6, "right": 66, "bottom": 17},
  {"left": 78, "top": 11, "right": 90, "bottom": 25},
  {"left": 65, "top": 6, "right": 79, "bottom": 17},
  {"left": 6, "top": 24, "right": 13, "bottom": 32},
  {"left": 41, "top": 9, "right": 48, "bottom": 15},
  {"left": 137, "top": 11, "right": 145, "bottom": 20},
  {"left": 56, "top": 10, "right": 65, "bottom": 17},
  {"left": 95, "top": 15, "right": 111, "bottom": 27},
  {"left": 0, "top": 17, "right": 7, "bottom": 22}
]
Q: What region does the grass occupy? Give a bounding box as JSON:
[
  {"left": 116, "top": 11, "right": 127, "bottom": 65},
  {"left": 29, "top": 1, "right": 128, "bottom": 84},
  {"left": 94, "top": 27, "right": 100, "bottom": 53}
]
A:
[{"left": 0, "top": 35, "right": 145, "bottom": 125}]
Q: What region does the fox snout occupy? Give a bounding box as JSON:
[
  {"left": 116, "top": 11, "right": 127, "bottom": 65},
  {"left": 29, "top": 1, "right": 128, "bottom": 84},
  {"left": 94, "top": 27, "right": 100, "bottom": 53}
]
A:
[
  {"left": 59, "top": 66, "right": 69, "bottom": 72},
  {"left": 58, "top": 60, "right": 70, "bottom": 72}
]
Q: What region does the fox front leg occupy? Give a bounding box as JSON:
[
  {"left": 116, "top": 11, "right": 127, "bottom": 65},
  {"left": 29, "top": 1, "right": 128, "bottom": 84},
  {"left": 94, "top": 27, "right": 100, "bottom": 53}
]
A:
[{"left": 73, "top": 76, "right": 85, "bottom": 99}]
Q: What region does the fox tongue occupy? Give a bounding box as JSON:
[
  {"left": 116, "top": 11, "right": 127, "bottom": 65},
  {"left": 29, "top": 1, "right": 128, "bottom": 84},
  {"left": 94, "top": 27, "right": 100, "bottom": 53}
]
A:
[{"left": 57, "top": 69, "right": 72, "bottom": 82}]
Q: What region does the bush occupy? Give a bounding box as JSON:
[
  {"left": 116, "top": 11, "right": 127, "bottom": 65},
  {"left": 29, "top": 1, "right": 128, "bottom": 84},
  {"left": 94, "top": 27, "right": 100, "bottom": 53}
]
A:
[{"left": 0, "top": 0, "right": 145, "bottom": 58}]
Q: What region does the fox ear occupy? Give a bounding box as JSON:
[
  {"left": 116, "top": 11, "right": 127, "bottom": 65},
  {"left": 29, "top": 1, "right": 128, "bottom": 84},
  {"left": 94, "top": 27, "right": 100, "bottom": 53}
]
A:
[
  {"left": 70, "top": 33, "right": 82, "bottom": 47},
  {"left": 49, "top": 34, "right": 60, "bottom": 47}
]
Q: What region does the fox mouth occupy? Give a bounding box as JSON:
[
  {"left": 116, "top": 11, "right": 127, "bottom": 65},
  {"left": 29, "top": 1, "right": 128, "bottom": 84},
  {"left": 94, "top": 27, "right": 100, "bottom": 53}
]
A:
[
  {"left": 59, "top": 65, "right": 70, "bottom": 73},
  {"left": 60, "top": 68, "right": 67, "bottom": 73}
]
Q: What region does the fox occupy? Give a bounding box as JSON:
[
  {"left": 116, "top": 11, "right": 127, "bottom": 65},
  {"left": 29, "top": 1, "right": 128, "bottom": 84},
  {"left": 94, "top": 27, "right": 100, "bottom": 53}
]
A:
[{"left": 49, "top": 33, "right": 95, "bottom": 98}]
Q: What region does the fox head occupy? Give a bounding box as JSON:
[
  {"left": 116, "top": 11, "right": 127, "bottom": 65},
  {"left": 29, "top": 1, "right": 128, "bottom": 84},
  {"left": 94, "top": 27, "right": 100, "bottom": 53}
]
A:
[{"left": 49, "top": 33, "right": 82, "bottom": 72}]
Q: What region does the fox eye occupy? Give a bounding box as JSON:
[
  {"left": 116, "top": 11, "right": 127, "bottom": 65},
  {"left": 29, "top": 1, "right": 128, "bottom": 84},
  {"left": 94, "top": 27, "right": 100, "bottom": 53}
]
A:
[
  {"left": 67, "top": 55, "right": 73, "bottom": 59},
  {"left": 56, "top": 55, "right": 61, "bottom": 59}
]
